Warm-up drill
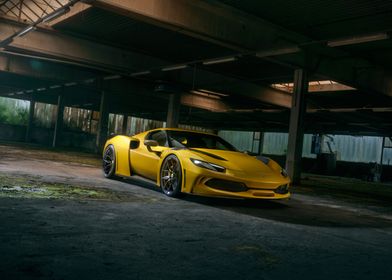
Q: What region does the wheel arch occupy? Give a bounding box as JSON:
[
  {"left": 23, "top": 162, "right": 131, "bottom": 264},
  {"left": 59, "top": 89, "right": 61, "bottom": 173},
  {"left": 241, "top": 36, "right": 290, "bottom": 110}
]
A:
[
  {"left": 157, "top": 151, "right": 186, "bottom": 189},
  {"left": 104, "top": 135, "right": 132, "bottom": 177}
]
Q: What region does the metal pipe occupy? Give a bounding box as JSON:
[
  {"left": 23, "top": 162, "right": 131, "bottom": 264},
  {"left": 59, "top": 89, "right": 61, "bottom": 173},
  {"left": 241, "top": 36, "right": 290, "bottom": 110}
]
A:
[{"left": 0, "top": 0, "right": 81, "bottom": 48}]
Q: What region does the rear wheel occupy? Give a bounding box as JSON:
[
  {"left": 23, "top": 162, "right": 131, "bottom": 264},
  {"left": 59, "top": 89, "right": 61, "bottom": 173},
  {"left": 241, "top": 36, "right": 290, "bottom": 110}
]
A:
[
  {"left": 103, "top": 145, "right": 116, "bottom": 178},
  {"left": 160, "top": 155, "right": 183, "bottom": 197}
]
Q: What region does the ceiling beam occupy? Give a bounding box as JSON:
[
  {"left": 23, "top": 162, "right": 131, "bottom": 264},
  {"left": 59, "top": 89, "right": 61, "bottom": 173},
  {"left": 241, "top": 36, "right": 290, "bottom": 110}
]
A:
[
  {"left": 0, "top": 19, "right": 168, "bottom": 73},
  {"left": 181, "top": 93, "right": 229, "bottom": 112},
  {"left": 92, "top": 0, "right": 306, "bottom": 52},
  {"left": 46, "top": 2, "right": 92, "bottom": 26},
  {"left": 0, "top": 20, "right": 292, "bottom": 108},
  {"left": 0, "top": 53, "right": 98, "bottom": 82},
  {"left": 92, "top": 0, "right": 392, "bottom": 98}
]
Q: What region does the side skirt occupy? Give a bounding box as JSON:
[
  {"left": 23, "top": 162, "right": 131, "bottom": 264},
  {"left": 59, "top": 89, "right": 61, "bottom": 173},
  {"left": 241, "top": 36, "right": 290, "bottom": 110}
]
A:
[{"left": 130, "top": 174, "right": 159, "bottom": 187}]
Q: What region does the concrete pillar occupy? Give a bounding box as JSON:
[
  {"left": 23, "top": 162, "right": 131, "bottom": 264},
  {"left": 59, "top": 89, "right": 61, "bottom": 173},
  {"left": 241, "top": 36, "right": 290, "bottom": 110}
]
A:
[
  {"left": 166, "top": 93, "right": 181, "bottom": 128},
  {"left": 122, "top": 114, "right": 128, "bottom": 135},
  {"left": 286, "top": 69, "right": 308, "bottom": 184},
  {"left": 25, "top": 96, "right": 35, "bottom": 143},
  {"left": 96, "top": 90, "right": 109, "bottom": 152},
  {"left": 257, "top": 132, "right": 264, "bottom": 155},
  {"left": 52, "top": 93, "right": 65, "bottom": 148}
]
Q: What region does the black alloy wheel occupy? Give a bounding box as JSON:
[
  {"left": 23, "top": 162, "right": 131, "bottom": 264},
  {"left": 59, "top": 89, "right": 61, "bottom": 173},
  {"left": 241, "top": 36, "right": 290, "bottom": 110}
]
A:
[
  {"left": 103, "top": 145, "right": 116, "bottom": 178},
  {"left": 160, "top": 155, "right": 183, "bottom": 197}
]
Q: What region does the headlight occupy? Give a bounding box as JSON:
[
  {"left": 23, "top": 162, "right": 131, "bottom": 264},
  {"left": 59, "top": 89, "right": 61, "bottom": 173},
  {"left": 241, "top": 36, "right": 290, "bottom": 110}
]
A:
[
  {"left": 190, "top": 158, "right": 226, "bottom": 173},
  {"left": 281, "top": 168, "right": 288, "bottom": 177}
]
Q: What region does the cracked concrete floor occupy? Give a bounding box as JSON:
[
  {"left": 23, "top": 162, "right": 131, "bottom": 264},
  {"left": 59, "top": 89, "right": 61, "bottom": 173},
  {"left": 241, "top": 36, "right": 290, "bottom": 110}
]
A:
[{"left": 0, "top": 143, "right": 391, "bottom": 280}]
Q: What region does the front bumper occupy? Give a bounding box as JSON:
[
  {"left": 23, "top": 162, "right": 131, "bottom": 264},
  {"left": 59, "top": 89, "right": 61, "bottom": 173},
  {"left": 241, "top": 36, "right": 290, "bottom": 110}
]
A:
[{"left": 183, "top": 168, "right": 291, "bottom": 200}]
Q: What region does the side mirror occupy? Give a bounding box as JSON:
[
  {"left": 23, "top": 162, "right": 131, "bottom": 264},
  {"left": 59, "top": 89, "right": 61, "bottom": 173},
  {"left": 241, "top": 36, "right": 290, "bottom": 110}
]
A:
[{"left": 144, "top": 140, "right": 159, "bottom": 147}]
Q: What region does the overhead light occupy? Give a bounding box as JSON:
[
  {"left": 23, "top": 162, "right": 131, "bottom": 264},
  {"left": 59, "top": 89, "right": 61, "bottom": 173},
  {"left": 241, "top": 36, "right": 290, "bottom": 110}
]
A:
[
  {"left": 49, "top": 85, "right": 61, "bottom": 89},
  {"left": 16, "top": 91, "right": 24, "bottom": 95},
  {"left": 36, "top": 87, "right": 46, "bottom": 91},
  {"left": 103, "top": 75, "right": 122, "bottom": 80},
  {"left": 203, "top": 56, "right": 236, "bottom": 65},
  {"left": 327, "top": 33, "right": 389, "bottom": 47},
  {"left": 256, "top": 46, "right": 300, "bottom": 58},
  {"left": 198, "top": 89, "right": 229, "bottom": 97},
  {"left": 83, "top": 79, "right": 95, "bottom": 84},
  {"left": 190, "top": 90, "right": 221, "bottom": 99},
  {"left": 230, "top": 109, "right": 255, "bottom": 113},
  {"left": 26, "top": 89, "right": 34, "bottom": 93},
  {"left": 161, "top": 65, "right": 188, "bottom": 71},
  {"left": 130, "top": 70, "right": 150, "bottom": 77},
  {"left": 8, "top": 93, "right": 14, "bottom": 96},
  {"left": 65, "top": 82, "right": 77, "bottom": 87}
]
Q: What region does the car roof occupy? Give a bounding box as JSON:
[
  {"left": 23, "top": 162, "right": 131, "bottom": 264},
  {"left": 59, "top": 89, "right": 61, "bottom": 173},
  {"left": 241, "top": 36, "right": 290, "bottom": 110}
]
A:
[{"left": 140, "top": 127, "right": 217, "bottom": 137}]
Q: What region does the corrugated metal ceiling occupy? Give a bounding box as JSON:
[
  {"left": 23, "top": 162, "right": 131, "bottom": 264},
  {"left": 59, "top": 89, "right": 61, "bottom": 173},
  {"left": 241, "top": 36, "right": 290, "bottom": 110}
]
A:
[
  {"left": 53, "top": 7, "right": 236, "bottom": 62},
  {"left": 217, "top": 0, "right": 392, "bottom": 40}
]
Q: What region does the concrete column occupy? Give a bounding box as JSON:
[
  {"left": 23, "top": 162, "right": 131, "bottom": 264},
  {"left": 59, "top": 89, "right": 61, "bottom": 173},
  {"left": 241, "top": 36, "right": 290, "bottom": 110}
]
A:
[
  {"left": 166, "top": 93, "right": 181, "bottom": 128},
  {"left": 52, "top": 93, "right": 65, "bottom": 148},
  {"left": 96, "top": 90, "right": 109, "bottom": 152},
  {"left": 257, "top": 132, "right": 264, "bottom": 155},
  {"left": 122, "top": 114, "right": 128, "bottom": 135},
  {"left": 25, "top": 96, "right": 35, "bottom": 143},
  {"left": 286, "top": 69, "right": 308, "bottom": 184}
]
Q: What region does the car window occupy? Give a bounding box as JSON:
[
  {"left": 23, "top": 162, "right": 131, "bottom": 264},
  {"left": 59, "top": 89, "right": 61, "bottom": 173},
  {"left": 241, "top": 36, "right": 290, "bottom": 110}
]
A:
[
  {"left": 168, "top": 131, "right": 237, "bottom": 151},
  {"left": 147, "top": 130, "right": 169, "bottom": 147}
]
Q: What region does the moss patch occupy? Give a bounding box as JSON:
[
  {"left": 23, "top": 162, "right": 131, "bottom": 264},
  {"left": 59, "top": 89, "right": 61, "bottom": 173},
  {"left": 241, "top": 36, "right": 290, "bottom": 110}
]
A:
[{"left": 0, "top": 174, "right": 135, "bottom": 202}]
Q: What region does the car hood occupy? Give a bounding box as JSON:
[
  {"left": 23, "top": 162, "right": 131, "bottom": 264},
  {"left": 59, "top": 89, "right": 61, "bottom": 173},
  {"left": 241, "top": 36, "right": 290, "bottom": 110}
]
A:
[{"left": 187, "top": 148, "right": 283, "bottom": 180}]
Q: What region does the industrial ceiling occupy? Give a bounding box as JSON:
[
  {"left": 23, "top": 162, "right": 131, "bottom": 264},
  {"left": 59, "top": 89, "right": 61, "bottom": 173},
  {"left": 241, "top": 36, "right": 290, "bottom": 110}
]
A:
[{"left": 0, "top": 0, "right": 392, "bottom": 135}]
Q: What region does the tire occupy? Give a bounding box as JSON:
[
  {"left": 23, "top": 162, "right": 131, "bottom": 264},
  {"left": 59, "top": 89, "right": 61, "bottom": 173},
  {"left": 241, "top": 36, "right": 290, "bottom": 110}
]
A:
[
  {"left": 160, "top": 155, "right": 183, "bottom": 197},
  {"left": 103, "top": 145, "right": 116, "bottom": 178}
]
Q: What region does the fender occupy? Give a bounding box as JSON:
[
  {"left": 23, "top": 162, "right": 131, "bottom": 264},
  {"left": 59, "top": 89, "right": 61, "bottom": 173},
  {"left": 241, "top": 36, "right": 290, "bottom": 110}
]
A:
[
  {"left": 105, "top": 135, "right": 132, "bottom": 177},
  {"left": 157, "top": 150, "right": 187, "bottom": 191}
]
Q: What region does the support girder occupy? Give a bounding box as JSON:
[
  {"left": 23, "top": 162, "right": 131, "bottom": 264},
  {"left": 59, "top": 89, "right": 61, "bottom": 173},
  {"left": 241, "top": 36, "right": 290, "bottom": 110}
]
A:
[
  {"left": 92, "top": 0, "right": 306, "bottom": 52},
  {"left": 0, "top": 19, "right": 168, "bottom": 73},
  {"left": 46, "top": 2, "right": 91, "bottom": 26},
  {"left": 0, "top": 53, "right": 98, "bottom": 82},
  {"left": 0, "top": 20, "right": 292, "bottom": 108}
]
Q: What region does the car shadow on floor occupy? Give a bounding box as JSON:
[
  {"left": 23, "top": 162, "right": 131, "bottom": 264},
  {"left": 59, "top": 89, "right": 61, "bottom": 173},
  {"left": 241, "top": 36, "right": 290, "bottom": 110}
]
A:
[
  {"left": 114, "top": 177, "right": 162, "bottom": 193},
  {"left": 116, "top": 178, "right": 392, "bottom": 228},
  {"left": 183, "top": 195, "right": 392, "bottom": 228}
]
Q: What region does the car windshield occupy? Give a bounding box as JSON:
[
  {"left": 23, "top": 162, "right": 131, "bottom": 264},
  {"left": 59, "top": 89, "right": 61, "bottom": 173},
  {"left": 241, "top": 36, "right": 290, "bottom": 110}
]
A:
[{"left": 167, "top": 130, "right": 237, "bottom": 151}]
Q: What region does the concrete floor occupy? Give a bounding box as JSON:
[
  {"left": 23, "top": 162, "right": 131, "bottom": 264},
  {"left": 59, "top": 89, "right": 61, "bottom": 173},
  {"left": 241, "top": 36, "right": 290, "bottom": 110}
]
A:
[{"left": 0, "top": 144, "right": 392, "bottom": 280}]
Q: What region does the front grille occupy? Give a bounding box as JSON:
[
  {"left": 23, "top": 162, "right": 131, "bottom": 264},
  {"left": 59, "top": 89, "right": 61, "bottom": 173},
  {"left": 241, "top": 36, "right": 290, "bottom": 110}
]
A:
[
  {"left": 274, "top": 184, "right": 289, "bottom": 194},
  {"left": 205, "top": 179, "right": 248, "bottom": 192}
]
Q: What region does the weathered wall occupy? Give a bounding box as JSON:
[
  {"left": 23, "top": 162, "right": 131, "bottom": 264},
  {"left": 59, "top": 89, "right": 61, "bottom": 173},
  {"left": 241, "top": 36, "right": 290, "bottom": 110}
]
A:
[
  {"left": 219, "top": 130, "right": 392, "bottom": 165},
  {"left": 0, "top": 123, "right": 95, "bottom": 151}
]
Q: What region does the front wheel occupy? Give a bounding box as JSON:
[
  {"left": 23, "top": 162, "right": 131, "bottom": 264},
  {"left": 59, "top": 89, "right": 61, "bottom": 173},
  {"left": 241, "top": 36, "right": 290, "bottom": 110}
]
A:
[
  {"left": 160, "top": 155, "right": 183, "bottom": 197},
  {"left": 103, "top": 145, "right": 116, "bottom": 178}
]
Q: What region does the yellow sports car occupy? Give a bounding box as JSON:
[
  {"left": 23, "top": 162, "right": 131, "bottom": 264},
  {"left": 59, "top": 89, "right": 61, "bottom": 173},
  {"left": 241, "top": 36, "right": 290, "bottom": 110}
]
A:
[{"left": 103, "top": 128, "right": 290, "bottom": 199}]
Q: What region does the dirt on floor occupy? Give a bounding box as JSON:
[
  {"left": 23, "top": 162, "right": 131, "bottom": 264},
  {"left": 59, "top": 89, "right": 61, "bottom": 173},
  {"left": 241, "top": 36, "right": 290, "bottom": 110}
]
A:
[{"left": 0, "top": 141, "right": 101, "bottom": 167}]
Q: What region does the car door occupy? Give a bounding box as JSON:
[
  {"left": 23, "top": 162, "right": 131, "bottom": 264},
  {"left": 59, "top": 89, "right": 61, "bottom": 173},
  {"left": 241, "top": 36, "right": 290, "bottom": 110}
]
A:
[{"left": 130, "top": 130, "right": 170, "bottom": 181}]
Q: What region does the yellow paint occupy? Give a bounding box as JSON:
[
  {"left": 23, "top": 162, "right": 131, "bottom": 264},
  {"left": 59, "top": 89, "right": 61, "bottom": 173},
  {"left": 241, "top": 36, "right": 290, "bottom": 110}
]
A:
[{"left": 104, "top": 128, "right": 291, "bottom": 199}]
